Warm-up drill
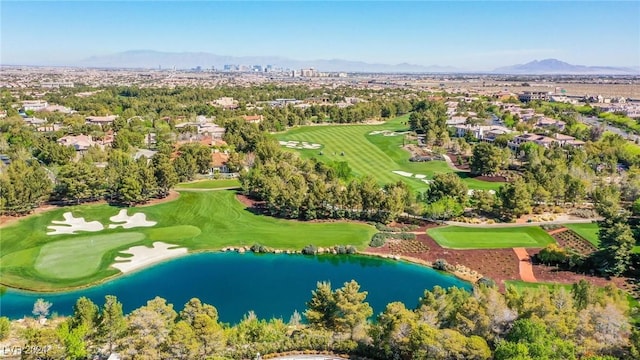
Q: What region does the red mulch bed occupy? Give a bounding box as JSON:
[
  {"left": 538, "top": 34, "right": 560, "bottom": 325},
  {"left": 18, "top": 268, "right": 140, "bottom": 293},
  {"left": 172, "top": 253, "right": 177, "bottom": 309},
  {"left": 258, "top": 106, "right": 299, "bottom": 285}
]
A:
[
  {"left": 446, "top": 153, "right": 470, "bottom": 171},
  {"left": 367, "top": 224, "right": 521, "bottom": 291},
  {"left": 473, "top": 175, "right": 508, "bottom": 182},
  {"left": 236, "top": 193, "right": 264, "bottom": 208}
]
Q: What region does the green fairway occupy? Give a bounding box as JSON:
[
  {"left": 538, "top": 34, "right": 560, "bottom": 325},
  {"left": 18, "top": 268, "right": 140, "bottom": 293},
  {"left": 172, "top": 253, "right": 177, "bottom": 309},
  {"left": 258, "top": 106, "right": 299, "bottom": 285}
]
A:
[
  {"left": 0, "top": 191, "right": 375, "bottom": 291},
  {"left": 176, "top": 179, "right": 241, "bottom": 189},
  {"left": 275, "top": 115, "right": 502, "bottom": 193},
  {"left": 504, "top": 280, "right": 572, "bottom": 292},
  {"left": 427, "top": 225, "right": 555, "bottom": 249},
  {"left": 564, "top": 223, "right": 600, "bottom": 246}
]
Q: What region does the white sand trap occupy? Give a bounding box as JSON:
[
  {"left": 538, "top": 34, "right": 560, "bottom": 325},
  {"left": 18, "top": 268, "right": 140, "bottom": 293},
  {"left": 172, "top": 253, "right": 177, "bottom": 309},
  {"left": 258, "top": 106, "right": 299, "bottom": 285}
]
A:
[
  {"left": 421, "top": 179, "right": 433, "bottom": 184},
  {"left": 111, "top": 242, "right": 187, "bottom": 274},
  {"left": 280, "top": 140, "right": 322, "bottom": 150},
  {"left": 414, "top": 174, "right": 427, "bottom": 179},
  {"left": 47, "top": 212, "right": 104, "bottom": 235},
  {"left": 108, "top": 209, "right": 157, "bottom": 229},
  {"left": 392, "top": 170, "right": 413, "bottom": 177}
]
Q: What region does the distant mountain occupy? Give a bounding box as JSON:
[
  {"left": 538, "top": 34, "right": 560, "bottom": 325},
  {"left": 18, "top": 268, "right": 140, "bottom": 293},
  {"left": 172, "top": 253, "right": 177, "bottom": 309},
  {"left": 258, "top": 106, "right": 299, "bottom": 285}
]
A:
[
  {"left": 76, "top": 50, "right": 458, "bottom": 73},
  {"left": 493, "top": 58, "right": 639, "bottom": 75}
]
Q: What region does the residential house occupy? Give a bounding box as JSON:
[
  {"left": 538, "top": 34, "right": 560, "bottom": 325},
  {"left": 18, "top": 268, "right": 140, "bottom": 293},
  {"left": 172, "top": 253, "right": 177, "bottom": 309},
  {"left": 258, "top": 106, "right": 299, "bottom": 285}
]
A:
[
  {"left": 23, "top": 117, "right": 47, "bottom": 126},
  {"left": 453, "top": 125, "right": 512, "bottom": 142},
  {"left": 508, "top": 133, "right": 584, "bottom": 150},
  {"left": 57, "top": 134, "right": 96, "bottom": 152},
  {"left": 212, "top": 97, "right": 239, "bottom": 109},
  {"left": 211, "top": 150, "right": 230, "bottom": 173},
  {"left": 242, "top": 115, "right": 263, "bottom": 124},
  {"left": 86, "top": 115, "right": 117, "bottom": 126},
  {"left": 518, "top": 91, "right": 550, "bottom": 103},
  {"left": 535, "top": 117, "right": 566, "bottom": 131},
  {"left": 21, "top": 100, "right": 48, "bottom": 112},
  {"left": 133, "top": 149, "right": 157, "bottom": 162}
]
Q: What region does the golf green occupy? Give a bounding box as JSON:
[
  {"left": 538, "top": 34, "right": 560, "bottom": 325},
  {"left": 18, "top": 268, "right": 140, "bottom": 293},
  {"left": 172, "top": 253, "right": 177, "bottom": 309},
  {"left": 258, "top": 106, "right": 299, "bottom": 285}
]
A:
[
  {"left": 176, "top": 179, "right": 241, "bottom": 189},
  {"left": 427, "top": 225, "right": 555, "bottom": 249},
  {"left": 0, "top": 191, "right": 376, "bottom": 291},
  {"left": 275, "top": 116, "right": 502, "bottom": 193}
]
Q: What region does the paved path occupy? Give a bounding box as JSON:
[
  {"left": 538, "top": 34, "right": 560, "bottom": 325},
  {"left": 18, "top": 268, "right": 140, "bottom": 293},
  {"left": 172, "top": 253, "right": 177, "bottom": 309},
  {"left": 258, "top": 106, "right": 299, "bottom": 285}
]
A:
[
  {"left": 513, "top": 248, "right": 537, "bottom": 282},
  {"left": 441, "top": 154, "right": 469, "bottom": 173},
  {"left": 547, "top": 227, "right": 569, "bottom": 235}
]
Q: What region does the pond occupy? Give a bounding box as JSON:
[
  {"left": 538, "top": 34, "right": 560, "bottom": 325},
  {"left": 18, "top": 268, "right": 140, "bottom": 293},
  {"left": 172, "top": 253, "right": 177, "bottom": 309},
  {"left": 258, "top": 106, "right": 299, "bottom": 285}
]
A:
[{"left": 0, "top": 252, "right": 471, "bottom": 323}]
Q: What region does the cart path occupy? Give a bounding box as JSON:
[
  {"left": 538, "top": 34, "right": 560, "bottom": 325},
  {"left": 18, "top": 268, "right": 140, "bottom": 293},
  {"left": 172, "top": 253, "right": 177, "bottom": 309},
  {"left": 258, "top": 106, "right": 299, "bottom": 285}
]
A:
[{"left": 513, "top": 247, "right": 537, "bottom": 282}]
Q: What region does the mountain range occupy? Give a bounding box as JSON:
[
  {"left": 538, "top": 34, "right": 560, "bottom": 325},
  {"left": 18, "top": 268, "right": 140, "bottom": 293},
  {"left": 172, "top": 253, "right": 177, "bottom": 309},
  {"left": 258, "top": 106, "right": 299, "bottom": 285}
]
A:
[
  {"left": 492, "top": 59, "right": 639, "bottom": 75},
  {"left": 23, "top": 51, "right": 640, "bottom": 75}
]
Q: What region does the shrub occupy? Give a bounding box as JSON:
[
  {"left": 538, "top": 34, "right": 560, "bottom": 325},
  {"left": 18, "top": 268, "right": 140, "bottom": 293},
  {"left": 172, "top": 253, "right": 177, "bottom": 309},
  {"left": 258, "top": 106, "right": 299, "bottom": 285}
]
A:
[
  {"left": 433, "top": 258, "right": 449, "bottom": 271},
  {"left": 477, "top": 277, "right": 496, "bottom": 288},
  {"left": 0, "top": 317, "right": 9, "bottom": 340},
  {"left": 346, "top": 246, "right": 356, "bottom": 254},
  {"left": 250, "top": 243, "right": 268, "bottom": 253},
  {"left": 537, "top": 243, "right": 568, "bottom": 265},
  {"left": 335, "top": 245, "right": 347, "bottom": 254},
  {"left": 370, "top": 233, "right": 389, "bottom": 247},
  {"left": 302, "top": 244, "right": 317, "bottom": 255}
]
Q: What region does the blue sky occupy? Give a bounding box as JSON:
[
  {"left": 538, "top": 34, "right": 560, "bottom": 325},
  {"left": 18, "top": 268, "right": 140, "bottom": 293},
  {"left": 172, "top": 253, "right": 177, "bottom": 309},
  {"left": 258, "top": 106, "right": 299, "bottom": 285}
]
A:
[{"left": 1, "top": 1, "right": 639, "bottom": 69}]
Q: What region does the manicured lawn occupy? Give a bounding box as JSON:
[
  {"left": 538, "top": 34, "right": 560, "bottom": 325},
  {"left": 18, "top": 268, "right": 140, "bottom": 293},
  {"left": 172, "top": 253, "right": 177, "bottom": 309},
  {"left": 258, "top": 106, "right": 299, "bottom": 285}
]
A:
[
  {"left": 0, "top": 191, "right": 375, "bottom": 291},
  {"left": 564, "top": 223, "right": 600, "bottom": 247},
  {"left": 275, "top": 115, "right": 502, "bottom": 193},
  {"left": 176, "top": 179, "right": 241, "bottom": 189},
  {"left": 427, "top": 225, "right": 555, "bottom": 249}
]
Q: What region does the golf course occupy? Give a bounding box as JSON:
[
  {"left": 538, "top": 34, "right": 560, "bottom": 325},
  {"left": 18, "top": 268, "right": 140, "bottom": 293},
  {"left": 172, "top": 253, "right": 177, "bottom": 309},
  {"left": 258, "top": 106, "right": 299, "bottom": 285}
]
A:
[
  {"left": 275, "top": 115, "right": 502, "bottom": 193},
  {"left": 0, "top": 190, "right": 376, "bottom": 291},
  {"left": 427, "top": 225, "right": 555, "bottom": 249}
]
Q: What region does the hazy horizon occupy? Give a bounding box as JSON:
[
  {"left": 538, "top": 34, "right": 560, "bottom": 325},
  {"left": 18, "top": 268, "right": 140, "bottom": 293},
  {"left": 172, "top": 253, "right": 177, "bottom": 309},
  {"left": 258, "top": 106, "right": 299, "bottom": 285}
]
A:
[{"left": 1, "top": 1, "right": 639, "bottom": 70}]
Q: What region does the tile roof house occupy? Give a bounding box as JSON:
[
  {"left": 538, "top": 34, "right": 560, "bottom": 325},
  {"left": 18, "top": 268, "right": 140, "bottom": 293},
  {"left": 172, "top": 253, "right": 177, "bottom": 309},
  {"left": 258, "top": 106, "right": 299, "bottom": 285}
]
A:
[
  {"left": 86, "top": 115, "right": 118, "bottom": 125},
  {"left": 211, "top": 150, "right": 230, "bottom": 173},
  {"left": 242, "top": 115, "right": 263, "bottom": 124},
  {"left": 57, "top": 134, "right": 95, "bottom": 151}
]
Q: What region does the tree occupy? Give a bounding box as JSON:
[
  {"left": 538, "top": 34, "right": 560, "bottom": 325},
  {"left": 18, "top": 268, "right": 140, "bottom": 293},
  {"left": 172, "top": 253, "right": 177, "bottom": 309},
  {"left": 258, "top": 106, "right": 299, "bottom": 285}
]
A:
[
  {"left": 470, "top": 143, "right": 509, "bottom": 176},
  {"left": 56, "top": 321, "right": 88, "bottom": 360},
  {"left": 71, "top": 297, "right": 99, "bottom": 338},
  {"left": 0, "top": 317, "right": 10, "bottom": 340},
  {"left": 498, "top": 178, "right": 532, "bottom": 219},
  {"left": 333, "top": 280, "right": 373, "bottom": 339},
  {"left": 56, "top": 161, "right": 105, "bottom": 204},
  {"left": 98, "top": 295, "right": 126, "bottom": 353},
  {"left": 426, "top": 173, "right": 468, "bottom": 204},
  {"left": 423, "top": 196, "right": 464, "bottom": 220},
  {"left": 168, "top": 321, "right": 199, "bottom": 359},
  {"left": 151, "top": 153, "right": 178, "bottom": 198},
  {"left": 0, "top": 159, "right": 52, "bottom": 215},
  {"left": 595, "top": 221, "right": 635, "bottom": 276},
  {"left": 32, "top": 298, "right": 52, "bottom": 320},
  {"left": 305, "top": 281, "right": 337, "bottom": 330}
]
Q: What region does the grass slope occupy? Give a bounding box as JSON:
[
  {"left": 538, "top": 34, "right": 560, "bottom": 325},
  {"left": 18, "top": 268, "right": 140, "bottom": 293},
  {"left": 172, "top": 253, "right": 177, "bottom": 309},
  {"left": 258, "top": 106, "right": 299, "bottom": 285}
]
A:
[
  {"left": 427, "top": 225, "right": 555, "bottom": 249},
  {"left": 0, "top": 191, "right": 375, "bottom": 291},
  {"left": 564, "top": 223, "right": 600, "bottom": 247},
  {"left": 275, "top": 115, "right": 502, "bottom": 193},
  {"left": 176, "top": 179, "right": 241, "bottom": 189}
]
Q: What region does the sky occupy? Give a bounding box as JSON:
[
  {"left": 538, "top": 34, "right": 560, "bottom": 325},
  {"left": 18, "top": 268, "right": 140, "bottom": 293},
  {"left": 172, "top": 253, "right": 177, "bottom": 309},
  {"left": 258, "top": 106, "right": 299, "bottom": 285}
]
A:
[{"left": 1, "top": 1, "right": 639, "bottom": 70}]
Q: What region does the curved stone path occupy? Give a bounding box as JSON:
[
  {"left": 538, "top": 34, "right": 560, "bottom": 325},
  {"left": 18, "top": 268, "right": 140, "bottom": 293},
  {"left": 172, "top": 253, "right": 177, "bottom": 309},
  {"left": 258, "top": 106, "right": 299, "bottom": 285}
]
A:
[{"left": 513, "top": 247, "right": 537, "bottom": 282}]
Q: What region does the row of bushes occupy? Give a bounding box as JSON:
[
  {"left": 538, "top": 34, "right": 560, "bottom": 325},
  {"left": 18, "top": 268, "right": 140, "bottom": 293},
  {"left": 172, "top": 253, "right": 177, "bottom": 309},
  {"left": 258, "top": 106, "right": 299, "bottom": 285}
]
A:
[
  {"left": 374, "top": 222, "right": 420, "bottom": 232},
  {"left": 369, "top": 232, "right": 417, "bottom": 247},
  {"left": 301, "top": 244, "right": 357, "bottom": 255}
]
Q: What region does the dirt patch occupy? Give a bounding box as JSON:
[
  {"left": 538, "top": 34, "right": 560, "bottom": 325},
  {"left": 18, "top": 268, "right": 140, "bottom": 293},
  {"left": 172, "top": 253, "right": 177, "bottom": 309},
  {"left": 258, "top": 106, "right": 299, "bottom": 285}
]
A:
[
  {"left": 140, "top": 190, "right": 180, "bottom": 207},
  {"left": 473, "top": 175, "right": 508, "bottom": 182},
  {"left": 236, "top": 193, "right": 264, "bottom": 208},
  {"left": 513, "top": 248, "right": 537, "bottom": 282}
]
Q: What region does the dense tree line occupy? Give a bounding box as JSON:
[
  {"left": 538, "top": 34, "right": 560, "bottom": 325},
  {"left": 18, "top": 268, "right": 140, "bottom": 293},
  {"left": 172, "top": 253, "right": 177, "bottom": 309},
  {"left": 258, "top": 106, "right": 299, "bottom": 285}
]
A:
[{"left": 9, "top": 280, "right": 638, "bottom": 359}]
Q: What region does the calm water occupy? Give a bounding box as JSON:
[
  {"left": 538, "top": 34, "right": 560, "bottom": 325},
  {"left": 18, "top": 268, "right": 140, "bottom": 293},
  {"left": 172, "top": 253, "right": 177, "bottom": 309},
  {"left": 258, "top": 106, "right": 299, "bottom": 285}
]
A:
[{"left": 0, "top": 252, "right": 471, "bottom": 323}]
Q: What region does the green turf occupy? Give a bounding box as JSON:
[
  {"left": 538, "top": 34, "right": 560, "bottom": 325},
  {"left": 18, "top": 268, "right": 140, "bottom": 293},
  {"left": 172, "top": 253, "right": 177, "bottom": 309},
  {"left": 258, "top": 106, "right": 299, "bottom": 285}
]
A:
[
  {"left": 564, "top": 223, "right": 600, "bottom": 246},
  {"left": 0, "top": 191, "right": 375, "bottom": 291},
  {"left": 275, "top": 115, "right": 502, "bottom": 193},
  {"left": 427, "top": 225, "right": 555, "bottom": 249},
  {"left": 504, "top": 280, "right": 572, "bottom": 292},
  {"left": 34, "top": 233, "right": 146, "bottom": 279},
  {"left": 176, "top": 179, "right": 241, "bottom": 189}
]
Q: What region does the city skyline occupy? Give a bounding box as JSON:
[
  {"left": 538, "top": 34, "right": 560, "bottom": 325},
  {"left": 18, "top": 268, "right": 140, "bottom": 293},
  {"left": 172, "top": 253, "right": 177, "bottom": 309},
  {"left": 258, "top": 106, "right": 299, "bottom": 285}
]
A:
[{"left": 1, "top": 1, "right": 639, "bottom": 70}]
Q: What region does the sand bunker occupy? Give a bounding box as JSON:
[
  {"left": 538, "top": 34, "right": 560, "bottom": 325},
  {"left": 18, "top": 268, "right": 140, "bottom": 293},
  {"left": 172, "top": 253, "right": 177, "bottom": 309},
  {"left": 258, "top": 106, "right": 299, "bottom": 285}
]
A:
[
  {"left": 111, "top": 242, "right": 188, "bottom": 274},
  {"left": 414, "top": 174, "right": 427, "bottom": 179},
  {"left": 392, "top": 170, "right": 413, "bottom": 177},
  {"left": 369, "top": 130, "right": 409, "bottom": 137},
  {"left": 108, "top": 209, "right": 157, "bottom": 229},
  {"left": 47, "top": 212, "right": 104, "bottom": 235},
  {"left": 278, "top": 140, "right": 322, "bottom": 150}
]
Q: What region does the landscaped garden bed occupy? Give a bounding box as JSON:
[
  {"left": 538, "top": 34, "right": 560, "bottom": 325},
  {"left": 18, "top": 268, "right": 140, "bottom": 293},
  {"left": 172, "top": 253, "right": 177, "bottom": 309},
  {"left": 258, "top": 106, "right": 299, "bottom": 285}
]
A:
[{"left": 550, "top": 229, "right": 597, "bottom": 256}]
